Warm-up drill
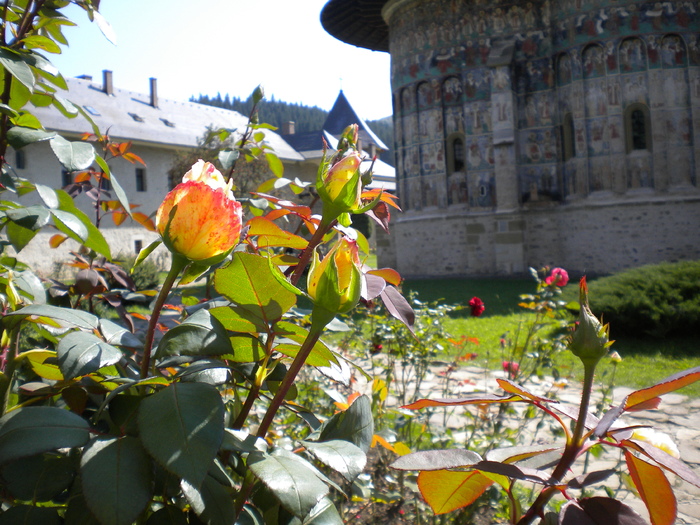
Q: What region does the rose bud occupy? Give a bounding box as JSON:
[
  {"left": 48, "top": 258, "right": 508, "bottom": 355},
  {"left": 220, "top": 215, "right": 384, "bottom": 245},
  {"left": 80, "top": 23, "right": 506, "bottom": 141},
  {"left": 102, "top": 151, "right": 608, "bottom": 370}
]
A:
[
  {"left": 156, "top": 160, "right": 242, "bottom": 263},
  {"left": 307, "top": 237, "right": 362, "bottom": 315}
]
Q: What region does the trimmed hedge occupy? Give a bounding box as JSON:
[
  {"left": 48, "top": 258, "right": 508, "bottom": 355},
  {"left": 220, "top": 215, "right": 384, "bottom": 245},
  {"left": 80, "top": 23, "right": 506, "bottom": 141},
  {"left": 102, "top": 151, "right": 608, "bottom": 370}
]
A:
[{"left": 584, "top": 261, "right": 700, "bottom": 338}]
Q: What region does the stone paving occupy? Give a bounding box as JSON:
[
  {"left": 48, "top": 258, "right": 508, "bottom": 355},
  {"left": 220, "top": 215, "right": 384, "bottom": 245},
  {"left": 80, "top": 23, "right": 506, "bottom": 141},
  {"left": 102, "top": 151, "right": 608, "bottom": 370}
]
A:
[{"left": 357, "top": 360, "right": 700, "bottom": 524}]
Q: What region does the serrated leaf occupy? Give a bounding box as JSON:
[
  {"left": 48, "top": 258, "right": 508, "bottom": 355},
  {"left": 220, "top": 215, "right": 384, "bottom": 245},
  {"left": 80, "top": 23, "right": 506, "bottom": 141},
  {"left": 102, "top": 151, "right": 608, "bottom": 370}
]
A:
[
  {"left": 96, "top": 156, "right": 131, "bottom": 218},
  {"left": 623, "top": 366, "right": 700, "bottom": 411},
  {"left": 218, "top": 148, "right": 239, "bottom": 171},
  {"left": 3, "top": 304, "right": 98, "bottom": 331},
  {"left": 273, "top": 321, "right": 338, "bottom": 367},
  {"left": 181, "top": 476, "right": 236, "bottom": 525},
  {"left": 209, "top": 306, "right": 258, "bottom": 333},
  {"left": 35, "top": 183, "right": 59, "bottom": 209},
  {"left": 50, "top": 135, "right": 95, "bottom": 171},
  {"left": 5, "top": 205, "right": 51, "bottom": 230},
  {"left": 418, "top": 469, "right": 493, "bottom": 515},
  {"left": 0, "top": 453, "right": 75, "bottom": 501},
  {"left": 265, "top": 152, "right": 284, "bottom": 177},
  {"left": 52, "top": 208, "right": 88, "bottom": 241},
  {"left": 57, "top": 331, "right": 122, "bottom": 380},
  {"left": 213, "top": 252, "right": 296, "bottom": 329},
  {"left": 99, "top": 319, "right": 142, "bottom": 347},
  {"left": 81, "top": 437, "right": 153, "bottom": 525},
  {"left": 379, "top": 285, "right": 414, "bottom": 332},
  {"left": 391, "top": 449, "right": 482, "bottom": 471},
  {"left": 156, "top": 309, "right": 232, "bottom": 358},
  {"left": 403, "top": 393, "right": 527, "bottom": 410},
  {"left": 0, "top": 49, "right": 35, "bottom": 91},
  {"left": 0, "top": 407, "right": 90, "bottom": 465},
  {"left": 559, "top": 497, "right": 648, "bottom": 525},
  {"left": 248, "top": 451, "right": 329, "bottom": 519},
  {"left": 23, "top": 349, "right": 63, "bottom": 380},
  {"left": 132, "top": 239, "right": 161, "bottom": 272},
  {"left": 247, "top": 217, "right": 308, "bottom": 249},
  {"left": 138, "top": 383, "right": 224, "bottom": 488},
  {"left": 54, "top": 189, "right": 111, "bottom": 258},
  {"left": 301, "top": 440, "right": 366, "bottom": 482},
  {"left": 7, "top": 126, "right": 56, "bottom": 149},
  {"left": 316, "top": 395, "right": 373, "bottom": 452},
  {"left": 0, "top": 505, "right": 61, "bottom": 525},
  {"left": 621, "top": 439, "right": 700, "bottom": 488}
]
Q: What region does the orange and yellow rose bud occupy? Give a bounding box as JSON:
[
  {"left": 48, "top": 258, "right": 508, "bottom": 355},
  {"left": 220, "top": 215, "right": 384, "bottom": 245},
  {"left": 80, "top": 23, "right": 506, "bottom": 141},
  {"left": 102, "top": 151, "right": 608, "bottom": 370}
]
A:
[
  {"left": 307, "top": 237, "right": 362, "bottom": 316},
  {"left": 156, "top": 160, "right": 243, "bottom": 263},
  {"left": 317, "top": 152, "right": 362, "bottom": 215}
]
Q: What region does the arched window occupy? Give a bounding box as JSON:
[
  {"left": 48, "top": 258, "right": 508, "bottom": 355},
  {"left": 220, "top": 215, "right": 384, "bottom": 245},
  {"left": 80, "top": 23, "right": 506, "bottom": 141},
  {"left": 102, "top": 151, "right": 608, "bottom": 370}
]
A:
[
  {"left": 624, "top": 103, "right": 651, "bottom": 153},
  {"left": 446, "top": 133, "right": 466, "bottom": 173},
  {"left": 562, "top": 113, "right": 576, "bottom": 161}
]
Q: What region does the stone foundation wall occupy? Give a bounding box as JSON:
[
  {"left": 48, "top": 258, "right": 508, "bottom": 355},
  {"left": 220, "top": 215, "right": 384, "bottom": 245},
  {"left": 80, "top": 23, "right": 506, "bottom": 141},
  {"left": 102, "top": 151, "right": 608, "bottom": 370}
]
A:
[{"left": 379, "top": 194, "right": 700, "bottom": 278}]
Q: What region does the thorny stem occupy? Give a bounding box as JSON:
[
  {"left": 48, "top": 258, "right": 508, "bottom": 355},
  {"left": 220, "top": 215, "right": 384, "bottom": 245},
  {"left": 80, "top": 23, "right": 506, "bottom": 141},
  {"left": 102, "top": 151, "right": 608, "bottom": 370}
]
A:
[
  {"left": 139, "top": 255, "right": 187, "bottom": 379},
  {"left": 515, "top": 361, "right": 598, "bottom": 524},
  {"left": 0, "top": 327, "right": 20, "bottom": 415}
]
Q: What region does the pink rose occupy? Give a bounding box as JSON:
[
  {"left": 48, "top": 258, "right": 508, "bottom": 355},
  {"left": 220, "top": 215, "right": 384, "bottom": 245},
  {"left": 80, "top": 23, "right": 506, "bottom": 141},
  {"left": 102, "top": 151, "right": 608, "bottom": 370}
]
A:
[
  {"left": 468, "top": 297, "right": 485, "bottom": 317},
  {"left": 545, "top": 267, "right": 569, "bottom": 287}
]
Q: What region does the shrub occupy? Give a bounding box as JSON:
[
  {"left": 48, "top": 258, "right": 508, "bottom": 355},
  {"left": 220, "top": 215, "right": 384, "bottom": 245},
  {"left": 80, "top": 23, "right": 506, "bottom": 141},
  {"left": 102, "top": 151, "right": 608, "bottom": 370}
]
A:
[
  {"left": 584, "top": 260, "right": 700, "bottom": 338},
  {"left": 123, "top": 255, "right": 161, "bottom": 291}
]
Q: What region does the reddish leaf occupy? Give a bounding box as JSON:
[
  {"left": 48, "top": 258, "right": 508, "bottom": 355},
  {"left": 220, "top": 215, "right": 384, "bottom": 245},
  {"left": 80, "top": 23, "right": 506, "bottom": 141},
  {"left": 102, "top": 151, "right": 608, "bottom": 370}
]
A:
[
  {"left": 132, "top": 212, "right": 156, "bottom": 232},
  {"left": 74, "top": 172, "right": 91, "bottom": 183},
  {"left": 621, "top": 439, "right": 700, "bottom": 488},
  {"left": 496, "top": 378, "right": 557, "bottom": 404},
  {"left": 366, "top": 267, "right": 401, "bottom": 286},
  {"left": 361, "top": 188, "right": 401, "bottom": 210},
  {"left": 363, "top": 273, "right": 385, "bottom": 301},
  {"left": 112, "top": 210, "right": 128, "bottom": 226},
  {"left": 252, "top": 193, "right": 312, "bottom": 218},
  {"left": 365, "top": 201, "right": 391, "bottom": 233},
  {"left": 485, "top": 444, "right": 563, "bottom": 465},
  {"left": 391, "top": 449, "right": 481, "bottom": 472},
  {"left": 403, "top": 393, "right": 527, "bottom": 411},
  {"left": 624, "top": 367, "right": 700, "bottom": 411},
  {"left": 246, "top": 216, "right": 308, "bottom": 250},
  {"left": 472, "top": 460, "right": 549, "bottom": 484},
  {"left": 568, "top": 469, "right": 617, "bottom": 490},
  {"left": 552, "top": 403, "right": 600, "bottom": 430},
  {"left": 560, "top": 498, "right": 648, "bottom": 525},
  {"left": 417, "top": 469, "right": 492, "bottom": 515},
  {"left": 49, "top": 234, "right": 68, "bottom": 248},
  {"left": 624, "top": 450, "right": 676, "bottom": 525},
  {"left": 379, "top": 285, "right": 414, "bottom": 332}
]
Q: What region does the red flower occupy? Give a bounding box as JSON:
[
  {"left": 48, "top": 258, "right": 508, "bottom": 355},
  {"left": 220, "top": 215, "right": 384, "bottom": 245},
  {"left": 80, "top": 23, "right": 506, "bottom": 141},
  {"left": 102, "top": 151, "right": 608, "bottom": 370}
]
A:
[
  {"left": 502, "top": 361, "right": 520, "bottom": 378},
  {"left": 545, "top": 267, "right": 569, "bottom": 287},
  {"left": 468, "top": 297, "right": 485, "bottom": 317}
]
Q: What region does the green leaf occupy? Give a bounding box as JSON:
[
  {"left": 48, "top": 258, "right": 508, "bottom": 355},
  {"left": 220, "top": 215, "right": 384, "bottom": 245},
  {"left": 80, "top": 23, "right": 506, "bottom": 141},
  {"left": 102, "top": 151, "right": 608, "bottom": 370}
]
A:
[
  {"left": 209, "top": 306, "right": 258, "bottom": 334},
  {"left": 99, "top": 319, "right": 142, "bottom": 347},
  {"left": 50, "top": 135, "right": 95, "bottom": 171},
  {"left": 14, "top": 269, "right": 46, "bottom": 304},
  {"left": 0, "top": 49, "right": 35, "bottom": 91},
  {"left": 138, "top": 383, "right": 224, "bottom": 488},
  {"left": 315, "top": 395, "right": 373, "bottom": 452},
  {"left": 0, "top": 505, "right": 61, "bottom": 525},
  {"left": 132, "top": 239, "right": 161, "bottom": 271},
  {"left": 52, "top": 208, "right": 88, "bottom": 241},
  {"left": 301, "top": 440, "right": 366, "bottom": 482},
  {"left": 0, "top": 407, "right": 90, "bottom": 465},
  {"left": 224, "top": 333, "right": 265, "bottom": 362},
  {"left": 7, "top": 126, "right": 56, "bottom": 149},
  {"left": 265, "top": 152, "right": 284, "bottom": 178},
  {"left": 181, "top": 475, "right": 235, "bottom": 525},
  {"left": 391, "top": 449, "right": 483, "bottom": 472},
  {"left": 57, "top": 331, "right": 123, "bottom": 380},
  {"left": 2, "top": 304, "right": 98, "bottom": 331},
  {"left": 5, "top": 205, "right": 51, "bottom": 230},
  {"left": 80, "top": 437, "right": 153, "bottom": 525},
  {"left": 55, "top": 189, "right": 111, "bottom": 258},
  {"left": 248, "top": 451, "right": 329, "bottom": 519},
  {"left": 145, "top": 506, "right": 189, "bottom": 525},
  {"left": 96, "top": 156, "right": 131, "bottom": 217},
  {"left": 6, "top": 220, "right": 37, "bottom": 251},
  {"left": 218, "top": 148, "right": 239, "bottom": 171},
  {"left": 35, "top": 183, "right": 59, "bottom": 209},
  {"left": 156, "top": 309, "right": 232, "bottom": 358},
  {"left": 65, "top": 490, "right": 103, "bottom": 525},
  {"left": 273, "top": 321, "right": 337, "bottom": 367},
  {"left": 0, "top": 453, "right": 75, "bottom": 501},
  {"left": 23, "top": 35, "right": 62, "bottom": 53},
  {"left": 213, "top": 253, "right": 296, "bottom": 330}
]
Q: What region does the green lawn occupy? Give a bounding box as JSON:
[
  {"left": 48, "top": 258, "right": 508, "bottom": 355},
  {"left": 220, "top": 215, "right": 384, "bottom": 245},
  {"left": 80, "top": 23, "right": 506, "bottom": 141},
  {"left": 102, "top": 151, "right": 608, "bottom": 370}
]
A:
[{"left": 392, "top": 277, "right": 700, "bottom": 397}]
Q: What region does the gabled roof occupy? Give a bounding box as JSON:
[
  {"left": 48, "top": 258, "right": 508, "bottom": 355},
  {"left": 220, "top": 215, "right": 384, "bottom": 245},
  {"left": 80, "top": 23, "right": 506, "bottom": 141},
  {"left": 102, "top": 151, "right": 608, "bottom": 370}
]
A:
[
  {"left": 280, "top": 130, "right": 338, "bottom": 160},
  {"left": 323, "top": 91, "right": 388, "bottom": 151},
  {"left": 30, "top": 76, "right": 304, "bottom": 161}
]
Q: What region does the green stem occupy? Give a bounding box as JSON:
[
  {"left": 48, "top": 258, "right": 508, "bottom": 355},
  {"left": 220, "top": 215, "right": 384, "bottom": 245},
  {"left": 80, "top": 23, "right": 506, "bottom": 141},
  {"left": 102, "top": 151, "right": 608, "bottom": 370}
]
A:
[
  {"left": 0, "top": 327, "right": 20, "bottom": 415},
  {"left": 516, "top": 361, "right": 598, "bottom": 524},
  {"left": 139, "top": 255, "right": 187, "bottom": 379}
]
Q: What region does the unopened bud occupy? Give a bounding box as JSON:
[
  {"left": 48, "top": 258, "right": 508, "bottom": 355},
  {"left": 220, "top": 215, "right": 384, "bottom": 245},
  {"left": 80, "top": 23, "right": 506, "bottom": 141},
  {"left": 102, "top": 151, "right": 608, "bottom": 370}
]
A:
[{"left": 570, "top": 277, "right": 611, "bottom": 366}]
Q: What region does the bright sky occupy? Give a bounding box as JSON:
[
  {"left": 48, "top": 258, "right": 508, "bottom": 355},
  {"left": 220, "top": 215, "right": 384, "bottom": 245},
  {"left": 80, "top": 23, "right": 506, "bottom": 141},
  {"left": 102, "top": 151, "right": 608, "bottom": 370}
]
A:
[{"left": 50, "top": 0, "right": 393, "bottom": 120}]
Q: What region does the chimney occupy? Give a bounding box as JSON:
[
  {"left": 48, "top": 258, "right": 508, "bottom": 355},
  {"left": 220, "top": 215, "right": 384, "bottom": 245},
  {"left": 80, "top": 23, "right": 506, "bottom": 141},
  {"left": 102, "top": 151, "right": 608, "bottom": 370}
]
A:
[
  {"left": 282, "top": 121, "right": 295, "bottom": 135},
  {"left": 149, "top": 77, "right": 158, "bottom": 108},
  {"left": 103, "top": 70, "right": 113, "bottom": 95}
]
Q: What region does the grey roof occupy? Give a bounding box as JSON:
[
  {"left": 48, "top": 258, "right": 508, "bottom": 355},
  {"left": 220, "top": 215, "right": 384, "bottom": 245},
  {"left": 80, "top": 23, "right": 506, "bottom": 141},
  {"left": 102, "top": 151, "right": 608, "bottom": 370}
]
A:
[
  {"left": 324, "top": 91, "right": 388, "bottom": 151},
  {"left": 30, "top": 76, "right": 304, "bottom": 161}
]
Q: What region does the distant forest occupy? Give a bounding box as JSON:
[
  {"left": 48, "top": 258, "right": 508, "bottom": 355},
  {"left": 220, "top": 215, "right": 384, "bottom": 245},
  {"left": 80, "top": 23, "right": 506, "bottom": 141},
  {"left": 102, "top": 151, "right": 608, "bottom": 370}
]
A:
[{"left": 192, "top": 93, "right": 394, "bottom": 166}]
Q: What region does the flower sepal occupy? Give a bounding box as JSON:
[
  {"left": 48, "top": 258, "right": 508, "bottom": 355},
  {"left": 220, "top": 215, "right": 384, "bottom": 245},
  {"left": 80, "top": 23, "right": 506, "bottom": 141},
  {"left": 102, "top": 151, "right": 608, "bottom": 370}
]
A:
[
  {"left": 307, "top": 238, "right": 363, "bottom": 318},
  {"left": 570, "top": 277, "right": 612, "bottom": 367}
]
